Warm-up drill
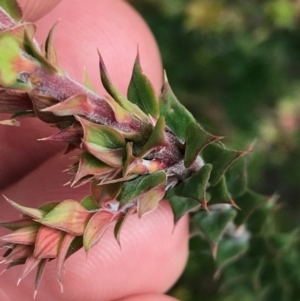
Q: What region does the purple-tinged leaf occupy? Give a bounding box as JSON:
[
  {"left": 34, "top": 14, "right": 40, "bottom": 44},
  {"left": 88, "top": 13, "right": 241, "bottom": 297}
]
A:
[
  {"left": 91, "top": 181, "right": 122, "bottom": 208},
  {"left": 137, "top": 187, "right": 165, "bottom": 218},
  {"left": 127, "top": 52, "right": 159, "bottom": 119},
  {"left": 39, "top": 122, "right": 83, "bottom": 146},
  {"left": 17, "top": 254, "right": 41, "bottom": 286},
  {"left": 114, "top": 206, "right": 136, "bottom": 247},
  {"left": 45, "top": 21, "right": 59, "bottom": 68},
  {"left": 117, "top": 171, "right": 167, "bottom": 205},
  {"left": 0, "top": 88, "right": 33, "bottom": 114},
  {"left": 0, "top": 225, "right": 39, "bottom": 245},
  {"left": 0, "top": 0, "right": 23, "bottom": 22},
  {"left": 37, "top": 200, "right": 91, "bottom": 236},
  {"left": 34, "top": 259, "right": 48, "bottom": 299},
  {"left": 139, "top": 116, "right": 169, "bottom": 157},
  {"left": 99, "top": 51, "right": 150, "bottom": 125},
  {"left": 83, "top": 210, "right": 115, "bottom": 252},
  {"left": 3, "top": 196, "right": 45, "bottom": 218},
  {"left": 78, "top": 116, "right": 125, "bottom": 167},
  {"left": 174, "top": 164, "right": 212, "bottom": 203},
  {"left": 56, "top": 233, "right": 76, "bottom": 292},
  {"left": 184, "top": 122, "right": 223, "bottom": 168},
  {"left": 0, "top": 219, "right": 37, "bottom": 231},
  {"left": 34, "top": 226, "right": 64, "bottom": 259}
]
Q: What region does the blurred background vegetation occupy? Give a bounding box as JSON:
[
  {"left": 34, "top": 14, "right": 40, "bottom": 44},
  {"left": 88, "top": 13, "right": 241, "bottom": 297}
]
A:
[{"left": 128, "top": 1, "right": 300, "bottom": 300}]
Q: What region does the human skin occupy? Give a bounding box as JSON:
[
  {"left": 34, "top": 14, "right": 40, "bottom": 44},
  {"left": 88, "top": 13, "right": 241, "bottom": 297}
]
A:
[{"left": 0, "top": 1, "right": 189, "bottom": 300}]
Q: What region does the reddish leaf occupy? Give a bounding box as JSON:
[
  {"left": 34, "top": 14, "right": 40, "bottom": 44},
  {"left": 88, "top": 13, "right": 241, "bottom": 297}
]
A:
[{"left": 0, "top": 225, "right": 39, "bottom": 245}]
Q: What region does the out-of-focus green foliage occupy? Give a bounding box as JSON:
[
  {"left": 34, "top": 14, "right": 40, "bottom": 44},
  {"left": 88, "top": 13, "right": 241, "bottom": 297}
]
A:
[{"left": 129, "top": 1, "right": 300, "bottom": 300}]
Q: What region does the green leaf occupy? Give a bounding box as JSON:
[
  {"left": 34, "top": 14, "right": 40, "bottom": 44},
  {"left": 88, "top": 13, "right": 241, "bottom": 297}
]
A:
[
  {"left": 166, "top": 189, "right": 199, "bottom": 223},
  {"left": 99, "top": 52, "right": 149, "bottom": 125},
  {"left": 234, "top": 190, "right": 267, "bottom": 226},
  {"left": 174, "top": 164, "right": 212, "bottom": 203},
  {"left": 226, "top": 157, "right": 248, "bottom": 197},
  {"left": 216, "top": 236, "right": 249, "bottom": 272},
  {"left": 37, "top": 200, "right": 91, "bottom": 236},
  {"left": 78, "top": 116, "right": 125, "bottom": 168},
  {"left": 0, "top": 219, "right": 37, "bottom": 231},
  {"left": 0, "top": 0, "right": 22, "bottom": 21},
  {"left": 117, "top": 171, "right": 166, "bottom": 205},
  {"left": 184, "top": 122, "right": 222, "bottom": 168},
  {"left": 127, "top": 53, "right": 159, "bottom": 118},
  {"left": 208, "top": 176, "right": 238, "bottom": 208},
  {"left": 159, "top": 72, "right": 195, "bottom": 140},
  {"left": 202, "top": 142, "right": 248, "bottom": 186},
  {"left": 193, "top": 206, "right": 237, "bottom": 246},
  {"left": 139, "top": 116, "right": 168, "bottom": 157}
]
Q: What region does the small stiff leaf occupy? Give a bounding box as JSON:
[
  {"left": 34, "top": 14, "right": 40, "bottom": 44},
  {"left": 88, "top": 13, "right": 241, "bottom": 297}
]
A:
[
  {"left": 184, "top": 122, "right": 222, "bottom": 168},
  {"left": 202, "top": 142, "right": 249, "bottom": 186},
  {"left": 208, "top": 176, "right": 238, "bottom": 208},
  {"left": 0, "top": 219, "right": 36, "bottom": 231},
  {"left": 34, "top": 259, "right": 48, "bottom": 299},
  {"left": 3, "top": 244, "right": 31, "bottom": 262},
  {"left": 78, "top": 116, "right": 125, "bottom": 168},
  {"left": 23, "top": 31, "right": 58, "bottom": 74},
  {"left": 117, "top": 171, "right": 166, "bottom": 205},
  {"left": 56, "top": 233, "right": 76, "bottom": 292},
  {"left": 234, "top": 190, "right": 267, "bottom": 226},
  {"left": 159, "top": 72, "right": 195, "bottom": 140},
  {"left": 45, "top": 21, "right": 59, "bottom": 68},
  {"left": 99, "top": 52, "right": 149, "bottom": 124},
  {"left": 83, "top": 68, "right": 96, "bottom": 92},
  {"left": 38, "top": 202, "right": 60, "bottom": 214},
  {"left": 83, "top": 210, "right": 114, "bottom": 252},
  {"left": 226, "top": 157, "right": 248, "bottom": 197},
  {"left": 174, "top": 164, "right": 212, "bottom": 203},
  {"left": 3, "top": 196, "right": 45, "bottom": 219},
  {"left": 81, "top": 195, "right": 100, "bottom": 211},
  {"left": 37, "top": 200, "right": 91, "bottom": 236},
  {"left": 18, "top": 254, "right": 41, "bottom": 286},
  {"left": 139, "top": 116, "right": 169, "bottom": 157},
  {"left": 0, "top": 34, "right": 36, "bottom": 86},
  {"left": 114, "top": 206, "right": 136, "bottom": 246},
  {"left": 216, "top": 236, "right": 248, "bottom": 272},
  {"left": 34, "top": 226, "right": 64, "bottom": 259},
  {"left": 137, "top": 187, "right": 165, "bottom": 218},
  {"left": 193, "top": 206, "right": 237, "bottom": 245},
  {"left": 0, "top": 0, "right": 22, "bottom": 21},
  {"left": 0, "top": 225, "right": 39, "bottom": 245},
  {"left": 127, "top": 53, "right": 159, "bottom": 118},
  {"left": 166, "top": 189, "right": 200, "bottom": 223},
  {"left": 72, "top": 152, "right": 114, "bottom": 186},
  {"left": 91, "top": 181, "right": 122, "bottom": 208}
]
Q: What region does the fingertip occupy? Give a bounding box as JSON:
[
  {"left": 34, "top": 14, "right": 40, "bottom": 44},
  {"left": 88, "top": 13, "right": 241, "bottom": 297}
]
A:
[{"left": 116, "top": 293, "right": 181, "bottom": 301}]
